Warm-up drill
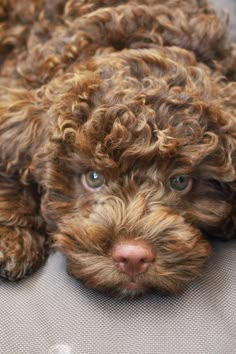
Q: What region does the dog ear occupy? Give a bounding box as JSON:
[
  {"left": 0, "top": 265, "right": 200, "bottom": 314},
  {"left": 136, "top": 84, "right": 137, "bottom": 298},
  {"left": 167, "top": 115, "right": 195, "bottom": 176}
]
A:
[
  {"left": 0, "top": 87, "right": 47, "bottom": 175},
  {"left": 216, "top": 44, "right": 236, "bottom": 81},
  {"left": 205, "top": 81, "right": 236, "bottom": 241},
  {"left": 199, "top": 180, "right": 235, "bottom": 241},
  {"left": 222, "top": 175, "right": 236, "bottom": 239},
  {"left": 207, "top": 213, "right": 236, "bottom": 241},
  {"left": 212, "top": 183, "right": 236, "bottom": 240},
  {"left": 221, "top": 214, "right": 236, "bottom": 240}
]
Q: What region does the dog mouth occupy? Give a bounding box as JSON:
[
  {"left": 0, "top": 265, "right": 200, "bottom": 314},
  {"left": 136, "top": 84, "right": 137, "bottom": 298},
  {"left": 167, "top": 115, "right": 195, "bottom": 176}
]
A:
[
  {"left": 61, "top": 228, "right": 211, "bottom": 298},
  {"left": 114, "top": 280, "right": 151, "bottom": 299},
  {"left": 121, "top": 280, "right": 147, "bottom": 291}
]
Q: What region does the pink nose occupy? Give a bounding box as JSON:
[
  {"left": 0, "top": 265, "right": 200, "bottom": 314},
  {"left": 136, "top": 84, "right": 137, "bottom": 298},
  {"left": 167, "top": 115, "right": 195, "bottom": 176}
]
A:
[{"left": 112, "top": 240, "right": 155, "bottom": 277}]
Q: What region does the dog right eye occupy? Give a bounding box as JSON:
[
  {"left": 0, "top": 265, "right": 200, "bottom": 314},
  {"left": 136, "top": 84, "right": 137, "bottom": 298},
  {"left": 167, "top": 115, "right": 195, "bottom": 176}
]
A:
[
  {"left": 169, "top": 175, "right": 192, "bottom": 193},
  {"left": 81, "top": 171, "right": 105, "bottom": 192}
]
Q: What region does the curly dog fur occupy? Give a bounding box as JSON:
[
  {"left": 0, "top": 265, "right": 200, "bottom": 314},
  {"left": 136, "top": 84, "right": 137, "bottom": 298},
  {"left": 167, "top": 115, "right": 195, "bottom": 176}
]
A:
[{"left": 0, "top": 0, "right": 235, "bottom": 298}]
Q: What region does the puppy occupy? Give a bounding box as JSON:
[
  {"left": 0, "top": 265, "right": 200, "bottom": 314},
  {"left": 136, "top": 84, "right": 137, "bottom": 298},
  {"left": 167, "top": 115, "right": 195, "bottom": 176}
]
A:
[{"left": 0, "top": 0, "right": 235, "bottom": 298}]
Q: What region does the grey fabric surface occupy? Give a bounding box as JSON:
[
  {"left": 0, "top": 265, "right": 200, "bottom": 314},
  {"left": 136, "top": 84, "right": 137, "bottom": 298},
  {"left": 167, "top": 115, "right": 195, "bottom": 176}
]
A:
[
  {"left": 0, "top": 241, "right": 236, "bottom": 354},
  {"left": 213, "top": 0, "right": 236, "bottom": 40},
  {"left": 0, "top": 1, "right": 236, "bottom": 354}
]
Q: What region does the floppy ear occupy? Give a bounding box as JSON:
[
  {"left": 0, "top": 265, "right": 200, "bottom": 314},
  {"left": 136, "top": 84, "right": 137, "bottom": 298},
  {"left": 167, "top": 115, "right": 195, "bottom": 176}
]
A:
[
  {"left": 220, "top": 214, "right": 236, "bottom": 240},
  {"left": 220, "top": 164, "right": 236, "bottom": 240},
  {"left": 212, "top": 81, "right": 236, "bottom": 240},
  {"left": 211, "top": 182, "right": 236, "bottom": 240},
  {"left": 216, "top": 44, "right": 236, "bottom": 81}
]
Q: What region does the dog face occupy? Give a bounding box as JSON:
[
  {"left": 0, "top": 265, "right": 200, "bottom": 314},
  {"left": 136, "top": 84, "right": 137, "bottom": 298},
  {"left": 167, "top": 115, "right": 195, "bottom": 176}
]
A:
[{"left": 41, "top": 48, "right": 235, "bottom": 298}]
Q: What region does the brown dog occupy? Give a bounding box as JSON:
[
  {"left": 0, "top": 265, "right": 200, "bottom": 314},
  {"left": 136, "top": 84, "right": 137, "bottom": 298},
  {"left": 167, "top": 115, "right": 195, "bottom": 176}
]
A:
[{"left": 0, "top": 0, "right": 235, "bottom": 298}]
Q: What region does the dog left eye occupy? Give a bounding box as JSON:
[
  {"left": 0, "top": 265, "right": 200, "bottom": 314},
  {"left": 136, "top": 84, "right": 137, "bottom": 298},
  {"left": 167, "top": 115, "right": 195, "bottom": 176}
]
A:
[
  {"left": 169, "top": 175, "right": 192, "bottom": 192},
  {"left": 81, "top": 171, "right": 105, "bottom": 191}
]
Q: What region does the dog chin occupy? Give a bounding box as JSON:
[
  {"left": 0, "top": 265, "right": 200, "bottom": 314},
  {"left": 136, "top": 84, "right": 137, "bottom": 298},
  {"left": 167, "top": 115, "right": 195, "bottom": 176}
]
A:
[
  {"left": 111, "top": 285, "right": 148, "bottom": 300},
  {"left": 98, "top": 280, "right": 153, "bottom": 299}
]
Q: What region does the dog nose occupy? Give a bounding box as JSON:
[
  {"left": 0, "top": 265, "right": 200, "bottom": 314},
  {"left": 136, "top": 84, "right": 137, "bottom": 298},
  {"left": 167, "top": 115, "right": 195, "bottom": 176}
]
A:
[{"left": 112, "top": 240, "right": 155, "bottom": 277}]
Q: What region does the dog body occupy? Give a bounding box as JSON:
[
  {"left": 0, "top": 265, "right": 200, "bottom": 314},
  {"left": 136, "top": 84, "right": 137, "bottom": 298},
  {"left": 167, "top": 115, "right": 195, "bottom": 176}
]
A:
[{"left": 0, "top": 0, "right": 235, "bottom": 298}]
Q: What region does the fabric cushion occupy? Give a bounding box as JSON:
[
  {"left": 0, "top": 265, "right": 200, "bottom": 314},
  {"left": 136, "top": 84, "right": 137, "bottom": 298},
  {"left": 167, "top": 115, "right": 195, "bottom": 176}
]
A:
[
  {"left": 1, "top": 240, "right": 236, "bottom": 354},
  {"left": 214, "top": 0, "right": 236, "bottom": 40}
]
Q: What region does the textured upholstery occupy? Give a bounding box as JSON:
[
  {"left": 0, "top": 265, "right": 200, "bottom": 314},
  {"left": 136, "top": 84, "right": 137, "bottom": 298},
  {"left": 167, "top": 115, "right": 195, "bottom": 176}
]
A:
[
  {"left": 214, "top": 0, "right": 236, "bottom": 40},
  {"left": 1, "top": 241, "right": 236, "bottom": 354}
]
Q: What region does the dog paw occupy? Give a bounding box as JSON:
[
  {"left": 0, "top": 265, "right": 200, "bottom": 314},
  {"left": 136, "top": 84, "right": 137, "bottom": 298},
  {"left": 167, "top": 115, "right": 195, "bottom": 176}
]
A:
[{"left": 0, "top": 226, "right": 49, "bottom": 281}]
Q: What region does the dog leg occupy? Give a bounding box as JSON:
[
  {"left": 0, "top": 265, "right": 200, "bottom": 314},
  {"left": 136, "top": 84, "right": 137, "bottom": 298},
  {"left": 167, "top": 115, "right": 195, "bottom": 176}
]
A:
[
  {"left": 0, "top": 180, "right": 49, "bottom": 281},
  {"left": 0, "top": 226, "right": 48, "bottom": 281}
]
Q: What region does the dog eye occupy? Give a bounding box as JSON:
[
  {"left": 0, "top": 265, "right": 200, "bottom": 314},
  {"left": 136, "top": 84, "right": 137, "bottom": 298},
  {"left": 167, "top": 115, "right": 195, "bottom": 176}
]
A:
[
  {"left": 81, "top": 171, "right": 105, "bottom": 191},
  {"left": 169, "top": 175, "right": 192, "bottom": 192}
]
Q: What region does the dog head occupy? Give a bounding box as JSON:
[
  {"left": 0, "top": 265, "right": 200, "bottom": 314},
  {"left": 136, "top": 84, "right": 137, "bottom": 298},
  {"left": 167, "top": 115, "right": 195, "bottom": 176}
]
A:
[{"left": 40, "top": 48, "right": 236, "bottom": 297}]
